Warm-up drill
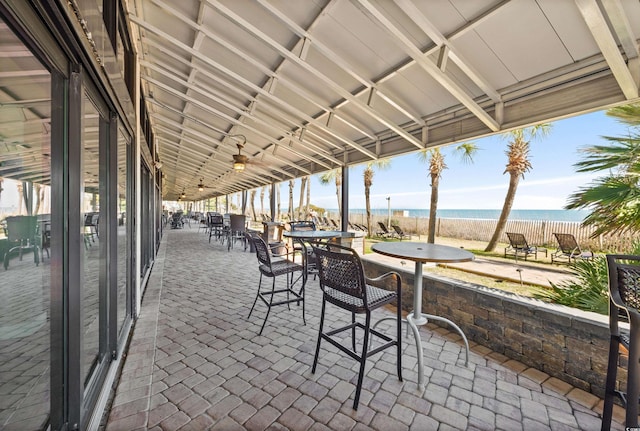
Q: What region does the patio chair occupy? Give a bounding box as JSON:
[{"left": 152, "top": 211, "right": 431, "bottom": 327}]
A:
[
  {"left": 504, "top": 232, "right": 547, "bottom": 261},
  {"left": 551, "top": 233, "right": 594, "bottom": 264},
  {"left": 377, "top": 222, "right": 393, "bottom": 238},
  {"left": 311, "top": 243, "right": 402, "bottom": 410},
  {"left": 227, "top": 214, "right": 247, "bottom": 251},
  {"left": 391, "top": 225, "right": 408, "bottom": 241},
  {"left": 3, "top": 215, "right": 40, "bottom": 270},
  {"left": 289, "top": 220, "right": 318, "bottom": 276},
  {"left": 601, "top": 254, "right": 640, "bottom": 431},
  {"left": 208, "top": 213, "right": 224, "bottom": 243},
  {"left": 247, "top": 232, "right": 305, "bottom": 335}
]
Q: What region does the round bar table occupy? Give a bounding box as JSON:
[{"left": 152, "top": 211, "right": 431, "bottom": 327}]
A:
[
  {"left": 371, "top": 242, "right": 474, "bottom": 386},
  {"left": 283, "top": 230, "right": 356, "bottom": 283}
]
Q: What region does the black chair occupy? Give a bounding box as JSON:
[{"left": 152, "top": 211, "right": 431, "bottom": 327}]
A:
[
  {"left": 391, "top": 225, "right": 408, "bottom": 240},
  {"left": 288, "top": 220, "right": 320, "bottom": 281},
  {"left": 247, "top": 232, "right": 305, "bottom": 335},
  {"left": 311, "top": 244, "right": 402, "bottom": 410},
  {"left": 227, "top": 214, "right": 247, "bottom": 251},
  {"left": 3, "top": 215, "right": 40, "bottom": 270},
  {"left": 551, "top": 233, "right": 594, "bottom": 264},
  {"left": 208, "top": 213, "right": 224, "bottom": 243},
  {"left": 377, "top": 221, "right": 393, "bottom": 238},
  {"left": 602, "top": 254, "right": 640, "bottom": 430},
  {"left": 504, "top": 232, "right": 547, "bottom": 261}
]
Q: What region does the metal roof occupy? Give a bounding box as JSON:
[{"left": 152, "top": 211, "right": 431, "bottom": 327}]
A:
[{"left": 129, "top": 0, "right": 639, "bottom": 201}]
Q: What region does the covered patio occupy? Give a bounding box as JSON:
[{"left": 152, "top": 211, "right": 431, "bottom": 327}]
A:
[{"left": 104, "top": 228, "right": 624, "bottom": 430}]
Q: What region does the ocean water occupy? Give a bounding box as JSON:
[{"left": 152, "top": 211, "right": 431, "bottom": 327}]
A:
[{"left": 337, "top": 208, "right": 590, "bottom": 222}]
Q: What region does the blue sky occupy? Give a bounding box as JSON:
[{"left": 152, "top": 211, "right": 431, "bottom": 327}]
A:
[{"left": 279, "top": 109, "right": 631, "bottom": 212}]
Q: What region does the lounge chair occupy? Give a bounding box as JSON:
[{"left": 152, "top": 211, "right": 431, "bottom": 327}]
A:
[
  {"left": 551, "top": 233, "right": 594, "bottom": 264},
  {"left": 391, "top": 225, "right": 408, "bottom": 241},
  {"left": 377, "top": 222, "right": 393, "bottom": 238},
  {"left": 504, "top": 232, "right": 547, "bottom": 261}
]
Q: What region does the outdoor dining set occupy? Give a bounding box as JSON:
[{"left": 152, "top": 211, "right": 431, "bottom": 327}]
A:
[{"left": 187, "top": 212, "right": 640, "bottom": 428}]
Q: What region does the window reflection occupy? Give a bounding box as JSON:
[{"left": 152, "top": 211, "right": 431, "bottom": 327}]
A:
[
  {"left": 81, "top": 92, "right": 101, "bottom": 386},
  {"left": 0, "top": 16, "right": 52, "bottom": 430},
  {"left": 117, "top": 129, "right": 128, "bottom": 334}
]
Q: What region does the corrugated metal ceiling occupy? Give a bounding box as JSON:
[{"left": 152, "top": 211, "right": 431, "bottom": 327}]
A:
[{"left": 127, "top": 0, "right": 640, "bottom": 201}]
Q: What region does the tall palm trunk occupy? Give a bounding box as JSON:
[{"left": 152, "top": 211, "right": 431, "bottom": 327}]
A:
[
  {"left": 298, "top": 176, "right": 307, "bottom": 219},
  {"left": 250, "top": 189, "right": 257, "bottom": 221},
  {"left": 276, "top": 186, "right": 281, "bottom": 221},
  {"left": 427, "top": 174, "right": 439, "bottom": 243},
  {"left": 305, "top": 179, "right": 311, "bottom": 219},
  {"left": 260, "top": 186, "right": 265, "bottom": 217},
  {"left": 335, "top": 174, "right": 342, "bottom": 218},
  {"left": 485, "top": 174, "right": 520, "bottom": 251},
  {"left": 288, "top": 180, "right": 294, "bottom": 221}
]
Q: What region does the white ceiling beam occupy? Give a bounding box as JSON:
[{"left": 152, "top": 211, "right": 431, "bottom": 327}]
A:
[
  {"left": 205, "top": 0, "right": 425, "bottom": 150},
  {"left": 355, "top": 0, "right": 500, "bottom": 132},
  {"left": 394, "top": 0, "right": 501, "bottom": 103},
  {"left": 140, "top": 60, "right": 342, "bottom": 166},
  {"left": 130, "top": 14, "right": 361, "bottom": 165},
  {"left": 143, "top": 74, "right": 330, "bottom": 171},
  {"left": 575, "top": 0, "right": 638, "bottom": 99},
  {"left": 152, "top": 113, "right": 301, "bottom": 179},
  {"left": 255, "top": 0, "right": 426, "bottom": 127}
]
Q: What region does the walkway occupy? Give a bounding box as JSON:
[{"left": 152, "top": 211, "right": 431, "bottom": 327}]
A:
[{"left": 103, "top": 228, "right": 624, "bottom": 430}]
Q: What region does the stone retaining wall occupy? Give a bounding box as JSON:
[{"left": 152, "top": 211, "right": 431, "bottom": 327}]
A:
[{"left": 361, "top": 258, "right": 614, "bottom": 398}]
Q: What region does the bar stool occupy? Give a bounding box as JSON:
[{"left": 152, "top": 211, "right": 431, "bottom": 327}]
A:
[{"left": 602, "top": 254, "right": 640, "bottom": 430}]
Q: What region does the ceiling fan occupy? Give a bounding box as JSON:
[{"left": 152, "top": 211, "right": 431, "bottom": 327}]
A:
[{"left": 228, "top": 135, "right": 266, "bottom": 172}]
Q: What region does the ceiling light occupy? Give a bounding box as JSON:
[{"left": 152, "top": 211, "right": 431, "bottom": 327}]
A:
[
  {"left": 230, "top": 135, "right": 248, "bottom": 171},
  {"left": 181, "top": 190, "right": 186, "bottom": 199},
  {"left": 198, "top": 179, "right": 204, "bottom": 191}
]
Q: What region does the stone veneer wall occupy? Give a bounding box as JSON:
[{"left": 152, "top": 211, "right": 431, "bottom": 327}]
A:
[{"left": 361, "top": 258, "right": 615, "bottom": 399}]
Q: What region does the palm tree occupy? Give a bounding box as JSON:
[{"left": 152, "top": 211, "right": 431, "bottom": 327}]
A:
[
  {"left": 485, "top": 124, "right": 552, "bottom": 252},
  {"left": 565, "top": 104, "right": 640, "bottom": 236},
  {"left": 297, "top": 176, "right": 308, "bottom": 219},
  {"left": 305, "top": 178, "right": 311, "bottom": 219},
  {"left": 418, "top": 143, "right": 477, "bottom": 243},
  {"left": 288, "top": 179, "right": 295, "bottom": 221},
  {"left": 364, "top": 159, "right": 391, "bottom": 236},
  {"left": 260, "top": 186, "right": 265, "bottom": 217},
  {"left": 249, "top": 189, "right": 257, "bottom": 221},
  {"left": 319, "top": 168, "right": 342, "bottom": 218}
]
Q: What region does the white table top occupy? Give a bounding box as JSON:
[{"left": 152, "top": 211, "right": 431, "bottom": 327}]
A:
[{"left": 371, "top": 242, "right": 474, "bottom": 264}]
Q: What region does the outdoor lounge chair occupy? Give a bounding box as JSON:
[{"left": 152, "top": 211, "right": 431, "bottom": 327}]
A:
[
  {"left": 504, "top": 232, "right": 547, "bottom": 261},
  {"left": 377, "top": 222, "right": 393, "bottom": 238},
  {"left": 551, "top": 233, "right": 594, "bottom": 264},
  {"left": 391, "top": 225, "right": 408, "bottom": 241}
]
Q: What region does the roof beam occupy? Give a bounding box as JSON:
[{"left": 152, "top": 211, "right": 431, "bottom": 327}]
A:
[
  {"left": 143, "top": 0, "right": 378, "bottom": 161},
  {"left": 394, "top": 0, "right": 501, "bottom": 103},
  {"left": 575, "top": 0, "right": 639, "bottom": 99},
  {"left": 354, "top": 0, "right": 500, "bottom": 132},
  {"left": 255, "top": 0, "right": 426, "bottom": 127},
  {"left": 205, "top": 0, "right": 425, "bottom": 150}
]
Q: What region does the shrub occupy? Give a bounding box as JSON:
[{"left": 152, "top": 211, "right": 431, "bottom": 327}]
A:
[{"left": 534, "top": 240, "right": 640, "bottom": 314}]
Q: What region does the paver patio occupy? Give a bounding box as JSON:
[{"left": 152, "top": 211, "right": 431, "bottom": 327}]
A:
[{"left": 103, "top": 227, "right": 625, "bottom": 430}]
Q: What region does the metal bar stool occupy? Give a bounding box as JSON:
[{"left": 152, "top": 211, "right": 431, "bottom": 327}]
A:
[{"left": 602, "top": 254, "right": 640, "bottom": 430}]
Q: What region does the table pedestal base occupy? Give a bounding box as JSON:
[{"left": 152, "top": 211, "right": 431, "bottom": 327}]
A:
[
  {"left": 374, "top": 313, "right": 469, "bottom": 386},
  {"left": 407, "top": 311, "right": 469, "bottom": 386}
]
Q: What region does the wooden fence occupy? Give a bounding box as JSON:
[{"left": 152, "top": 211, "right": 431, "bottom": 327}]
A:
[{"left": 344, "top": 212, "right": 638, "bottom": 253}]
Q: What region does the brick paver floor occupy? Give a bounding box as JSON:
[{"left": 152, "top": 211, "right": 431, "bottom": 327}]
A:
[{"left": 104, "top": 227, "right": 625, "bottom": 430}]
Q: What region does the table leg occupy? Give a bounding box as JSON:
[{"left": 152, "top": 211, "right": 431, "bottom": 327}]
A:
[{"left": 410, "top": 261, "right": 469, "bottom": 386}]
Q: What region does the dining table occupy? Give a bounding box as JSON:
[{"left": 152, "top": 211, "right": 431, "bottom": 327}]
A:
[{"left": 371, "top": 241, "right": 474, "bottom": 386}]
